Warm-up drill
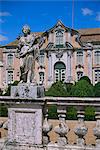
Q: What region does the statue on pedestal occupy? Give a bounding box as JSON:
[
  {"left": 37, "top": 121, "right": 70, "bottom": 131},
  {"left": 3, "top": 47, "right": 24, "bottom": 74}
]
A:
[{"left": 17, "top": 25, "right": 45, "bottom": 83}]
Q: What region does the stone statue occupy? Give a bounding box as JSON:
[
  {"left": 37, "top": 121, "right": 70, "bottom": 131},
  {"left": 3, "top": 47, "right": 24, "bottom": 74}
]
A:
[{"left": 17, "top": 25, "right": 45, "bottom": 83}]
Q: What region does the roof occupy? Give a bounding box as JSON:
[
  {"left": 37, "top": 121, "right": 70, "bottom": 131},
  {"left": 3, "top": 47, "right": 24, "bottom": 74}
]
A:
[
  {"left": 78, "top": 28, "right": 100, "bottom": 43},
  {"left": 78, "top": 28, "right": 100, "bottom": 35},
  {"left": 46, "top": 20, "right": 78, "bottom": 34}
]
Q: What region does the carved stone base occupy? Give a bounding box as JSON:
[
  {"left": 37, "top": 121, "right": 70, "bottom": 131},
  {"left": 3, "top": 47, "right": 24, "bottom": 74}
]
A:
[
  {"left": 57, "top": 137, "right": 67, "bottom": 146},
  {"left": 11, "top": 83, "right": 44, "bottom": 98}
]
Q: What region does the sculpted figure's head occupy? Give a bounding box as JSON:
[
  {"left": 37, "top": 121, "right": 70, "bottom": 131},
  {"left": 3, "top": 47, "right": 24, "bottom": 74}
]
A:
[{"left": 22, "top": 25, "right": 30, "bottom": 35}]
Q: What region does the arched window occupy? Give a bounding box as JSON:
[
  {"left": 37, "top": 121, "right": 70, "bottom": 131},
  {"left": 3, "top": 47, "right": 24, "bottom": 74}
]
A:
[
  {"left": 55, "top": 31, "right": 63, "bottom": 46},
  {"left": 7, "top": 54, "right": 13, "bottom": 66},
  {"left": 77, "top": 51, "right": 83, "bottom": 65},
  {"left": 94, "top": 51, "right": 100, "bottom": 65},
  {"left": 54, "top": 62, "right": 66, "bottom": 82},
  {"left": 77, "top": 71, "right": 83, "bottom": 80}
]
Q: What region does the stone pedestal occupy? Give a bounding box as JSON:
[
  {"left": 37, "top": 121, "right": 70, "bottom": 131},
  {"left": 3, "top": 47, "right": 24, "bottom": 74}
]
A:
[
  {"left": 8, "top": 105, "right": 43, "bottom": 146},
  {"left": 11, "top": 83, "right": 44, "bottom": 98}
]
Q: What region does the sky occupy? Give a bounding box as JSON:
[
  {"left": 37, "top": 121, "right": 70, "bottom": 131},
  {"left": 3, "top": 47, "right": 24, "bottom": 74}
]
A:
[{"left": 0, "top": 0, "right": 100, "bottom": 45}]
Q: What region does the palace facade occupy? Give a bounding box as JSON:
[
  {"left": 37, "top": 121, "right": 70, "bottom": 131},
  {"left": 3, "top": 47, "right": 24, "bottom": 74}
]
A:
[{"left": 0, "top": 21, "right": 100, "bottom": 90}]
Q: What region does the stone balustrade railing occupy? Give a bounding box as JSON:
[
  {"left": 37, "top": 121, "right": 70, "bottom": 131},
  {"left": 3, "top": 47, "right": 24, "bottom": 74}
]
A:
[{"left": 0, "top": 96, "right": 100, "bottom": 150}]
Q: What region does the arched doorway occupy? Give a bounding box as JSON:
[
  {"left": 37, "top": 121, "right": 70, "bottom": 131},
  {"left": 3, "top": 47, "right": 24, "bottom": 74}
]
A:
[{"left": 54, "top": 62, "right": 66, "bottom": 82}]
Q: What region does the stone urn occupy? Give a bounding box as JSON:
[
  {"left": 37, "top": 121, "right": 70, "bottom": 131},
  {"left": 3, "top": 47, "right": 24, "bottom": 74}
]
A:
[{"left": 74, "top": 114, "right": 88, "bottom": 146}]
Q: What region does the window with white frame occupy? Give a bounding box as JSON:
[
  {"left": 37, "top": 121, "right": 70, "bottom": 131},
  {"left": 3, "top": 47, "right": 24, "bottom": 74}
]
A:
[
  {"left": 7, "top": 70, "right": 13, "bottom": 84},
  {"left": 54, "top": 62, "right": 66, "bottom": 82},
  {"left": 55, "top": 31, "right": 63, "bottom": 45},
  {"left": 94, "top": 51, "right": 100, "bottom": 65},
  {"left": 95, "top": 70, "right": 100, "bottom": 83},
  {"left": 77, "top": 71, "right": 83, "bottom": 80},
  {"left": 61, "top": 69, "right": 66, "bottom": 81},
  {"left": 39, "top": 50, "right": 45, "bottom": 67},
  {"left": 7, "top": 54, "right": 13, "bottom": 66},
  {"left": 77, "top": 51, "right": 83, "bottom": 65},
  {"left": 55, "top": 69, "right": 60, "bottom": 82},
  {"left": 39, "top": 72, "right": 44, "bottom": 84}
]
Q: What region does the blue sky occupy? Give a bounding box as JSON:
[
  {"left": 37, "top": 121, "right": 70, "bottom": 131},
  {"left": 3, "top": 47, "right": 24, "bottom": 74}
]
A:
[{"left": 0, "top": 0, "right": 100, "bottom": 45}]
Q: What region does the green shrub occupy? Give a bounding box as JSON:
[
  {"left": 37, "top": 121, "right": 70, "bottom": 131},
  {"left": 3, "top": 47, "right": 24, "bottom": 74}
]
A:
[
  {"left": 45, "top": 81, "right": 73, "bottom": 97},
  {"left": 85, "top": 106, "right": 95, "bottom": 121},
  {"left": 66, "top": 106, "right": 77, "bottom": 120},
  {"left": 70, "top": 80, "right": 94, "bottom": 97},
  {"left": 94, "top": 82, "right": 100, "bottom": 97},
  {"left": 0, "top": 104, "right": 8, "bottom": 117},
  {"left": 80, "top": 76, "right": 91, "bottom": 84},
  {"left": 48, "top": 105, "right": 58, "bottom": 119}
]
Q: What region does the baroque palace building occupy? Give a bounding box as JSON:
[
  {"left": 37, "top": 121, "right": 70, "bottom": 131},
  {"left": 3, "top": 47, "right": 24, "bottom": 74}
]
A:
[{"left": 0, "top": 20, "right": 100, "bottom": 90}]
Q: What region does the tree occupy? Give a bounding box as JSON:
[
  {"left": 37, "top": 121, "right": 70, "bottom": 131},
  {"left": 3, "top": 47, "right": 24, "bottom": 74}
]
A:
[
  {"left": 70, "top": 79, "right": 94, "bottom": 97},
  {"left": 94, "top": 82, "right": 100, "bottom": 97}
]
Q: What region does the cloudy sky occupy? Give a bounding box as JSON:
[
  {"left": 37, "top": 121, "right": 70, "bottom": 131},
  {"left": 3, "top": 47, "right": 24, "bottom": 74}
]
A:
[{"left": 0, "top": 0, "right": 100, "bottom": 45}]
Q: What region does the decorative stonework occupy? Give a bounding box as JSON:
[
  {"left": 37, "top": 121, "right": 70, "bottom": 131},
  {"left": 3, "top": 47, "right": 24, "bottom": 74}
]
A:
[
  {"left": 74, "top": 114, "right": 88, "bottom": 146},
  {"left": 43, "top": 114, "right": 52, "bottom": 145},
  {"left": 11, "top": 83, "right": 44, "bottom": 98}
]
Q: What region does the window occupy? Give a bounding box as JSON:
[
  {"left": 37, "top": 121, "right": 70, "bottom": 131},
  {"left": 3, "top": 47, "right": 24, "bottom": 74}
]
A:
[
  {"left": 39, "top": 72, "right": 44, "bottom": 84},
  {"left": 94, "top": 51, "right": 100, "bottom": 65},
  {"left": 7, "top": 54, "right": 13, "bottom": 66},
  {"left": 61, "top": 69, "right": 66, "bottom": 81},
  {"left": 54, "top": 62, "right": 66, "bottom": 82},
  {"left": 95, "top": 70, "right": 100, "bottom": 83},
  {"left": 55, "top": 69, "right": 60, "bottom": 82},
  {"left": 39, "top": 50, "right": 45, "bottom": 67},
  {"left": 7, "top": 71, "right": 13, "bottom": 84},
  {"left": 77, "top": 71, "right": 83, "bottom": 80},
  {"left": 77, "top": 51, "right": 83, "bottom": 65},
  {"left": 55, "top": 31, "right": 63, "bottom": 45}
]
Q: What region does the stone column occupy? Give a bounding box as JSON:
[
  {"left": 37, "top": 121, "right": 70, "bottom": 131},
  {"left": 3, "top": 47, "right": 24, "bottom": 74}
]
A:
[
  {"left": 93, "top": 115, "right": 100, "bottom": 148},
  {"left": 48, "top": 51, "right": 53, "bottom": 87},
  {"left": 74, "top": 114, "right": 88, "bottom": 146},
  {"left": 87, "top": 50, "right": 92, "bottom": 81},
  {"left": 68, "top": 30, "right": 71, "bottom": 43},
  {"left": 54, "top": 105, "right": 69, "bottom": 146},
  {"left": 67, "top": 51, "right": 72, "bottom": 82}
]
